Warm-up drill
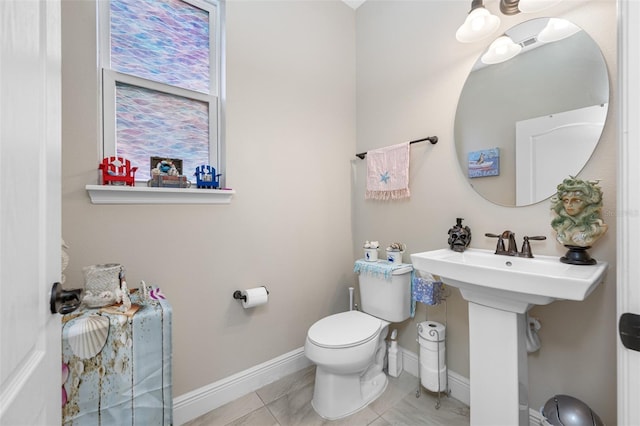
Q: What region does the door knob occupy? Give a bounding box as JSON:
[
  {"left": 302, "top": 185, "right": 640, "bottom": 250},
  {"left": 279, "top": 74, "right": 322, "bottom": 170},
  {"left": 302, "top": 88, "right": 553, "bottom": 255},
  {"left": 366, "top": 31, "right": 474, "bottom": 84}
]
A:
[
  {"left": 619, "top": 312, "right": 640, "bottom": 352},
  {"left": 50, "top": 282, "right": 82, "bottom": 315}
]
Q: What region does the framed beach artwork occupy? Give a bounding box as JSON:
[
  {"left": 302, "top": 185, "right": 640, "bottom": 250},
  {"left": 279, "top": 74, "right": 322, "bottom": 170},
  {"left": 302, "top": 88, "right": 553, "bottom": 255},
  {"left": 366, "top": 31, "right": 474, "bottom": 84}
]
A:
[{"left": 468, "top": 148, "right": 500, "bottom": 178}]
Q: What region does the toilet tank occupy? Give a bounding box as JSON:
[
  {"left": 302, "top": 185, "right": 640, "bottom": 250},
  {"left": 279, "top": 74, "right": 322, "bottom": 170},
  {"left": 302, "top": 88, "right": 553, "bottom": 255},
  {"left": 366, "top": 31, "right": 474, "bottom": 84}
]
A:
[{"left": 358, "top": 265, "right": 412, "bottom": 323}]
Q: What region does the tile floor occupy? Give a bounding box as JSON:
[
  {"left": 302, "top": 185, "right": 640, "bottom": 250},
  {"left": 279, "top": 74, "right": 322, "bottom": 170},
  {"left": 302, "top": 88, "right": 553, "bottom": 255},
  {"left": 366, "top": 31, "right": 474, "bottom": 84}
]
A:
[{"left": 183, "top": 366, "right": 470, "bottom": 426}]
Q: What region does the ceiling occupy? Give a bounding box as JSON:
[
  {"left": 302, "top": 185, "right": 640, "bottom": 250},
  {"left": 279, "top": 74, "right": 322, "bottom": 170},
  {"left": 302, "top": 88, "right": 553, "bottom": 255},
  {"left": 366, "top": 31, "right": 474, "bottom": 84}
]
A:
[{"left": 342, "top": 0, "right": 366, "bottom": 9}]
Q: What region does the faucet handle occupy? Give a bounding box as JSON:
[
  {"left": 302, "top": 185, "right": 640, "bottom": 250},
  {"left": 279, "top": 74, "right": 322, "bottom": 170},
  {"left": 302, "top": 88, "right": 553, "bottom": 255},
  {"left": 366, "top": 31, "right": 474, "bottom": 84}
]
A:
[
  {"left": 502, "top": 230, "right": 518, "bottom": 254},
  {"left": 520, "top": 236, "right": 547, "bottom": 258},
  {"left": 485, "top": 232, "right": 506, "bottom": 254}
]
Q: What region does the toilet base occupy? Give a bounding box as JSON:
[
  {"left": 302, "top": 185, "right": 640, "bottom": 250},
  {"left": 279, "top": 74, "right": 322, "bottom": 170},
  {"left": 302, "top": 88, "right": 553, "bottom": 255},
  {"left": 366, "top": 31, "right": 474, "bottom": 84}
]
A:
[{"left": 311, "top": 367, "right": 388, "bottom": 420}]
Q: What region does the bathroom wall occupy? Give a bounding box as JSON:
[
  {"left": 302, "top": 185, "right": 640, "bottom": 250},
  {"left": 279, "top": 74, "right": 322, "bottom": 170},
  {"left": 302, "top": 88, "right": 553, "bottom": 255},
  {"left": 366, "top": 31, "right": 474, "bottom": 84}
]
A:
[
  {"left": 61, "top": 0, "right": 356, "bottom": 397},
  {"left": 354, "top": 0, "right": 617, "bottom": 423}
]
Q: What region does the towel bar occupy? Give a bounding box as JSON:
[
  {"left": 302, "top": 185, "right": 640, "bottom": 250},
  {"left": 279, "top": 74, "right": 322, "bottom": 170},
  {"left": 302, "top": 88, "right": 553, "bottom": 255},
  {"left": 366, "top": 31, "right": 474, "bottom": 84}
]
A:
[{"left": 355, "top": 136, "right": 438, "bottom": 159}]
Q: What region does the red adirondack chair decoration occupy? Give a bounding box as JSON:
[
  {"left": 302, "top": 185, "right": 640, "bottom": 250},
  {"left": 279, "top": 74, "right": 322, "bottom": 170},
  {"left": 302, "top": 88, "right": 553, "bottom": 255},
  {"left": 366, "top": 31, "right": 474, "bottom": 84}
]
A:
[{"left": 99, "top": 156, "right": 138, "bottom": 186}]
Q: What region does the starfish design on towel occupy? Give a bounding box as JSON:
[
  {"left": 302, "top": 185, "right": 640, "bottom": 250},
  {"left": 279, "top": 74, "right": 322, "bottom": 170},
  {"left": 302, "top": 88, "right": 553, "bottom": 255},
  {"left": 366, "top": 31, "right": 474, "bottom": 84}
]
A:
[{"left": 380, "top": 172, "right": 390, "bottom": 183}]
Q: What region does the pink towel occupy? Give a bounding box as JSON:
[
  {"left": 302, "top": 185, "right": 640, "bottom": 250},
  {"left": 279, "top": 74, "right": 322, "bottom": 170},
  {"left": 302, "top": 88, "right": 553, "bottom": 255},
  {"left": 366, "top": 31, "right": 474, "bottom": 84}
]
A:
[{"left": 365, "top": 142, "right": 411, "bottom": 200}]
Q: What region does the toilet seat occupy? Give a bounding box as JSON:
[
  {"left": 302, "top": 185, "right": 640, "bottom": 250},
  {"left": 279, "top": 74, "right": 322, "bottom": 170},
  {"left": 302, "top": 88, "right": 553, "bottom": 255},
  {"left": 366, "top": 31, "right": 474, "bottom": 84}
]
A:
[{"left": 308, "top": 311, "right": 381, "bottom": 349}]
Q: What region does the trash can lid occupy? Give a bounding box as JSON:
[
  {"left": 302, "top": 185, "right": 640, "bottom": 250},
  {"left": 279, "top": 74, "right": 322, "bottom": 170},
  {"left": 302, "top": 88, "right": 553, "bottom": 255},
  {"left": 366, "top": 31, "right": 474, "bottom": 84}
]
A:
[{"left": 541, "top": 394, "right": 604, "bottom": 426}]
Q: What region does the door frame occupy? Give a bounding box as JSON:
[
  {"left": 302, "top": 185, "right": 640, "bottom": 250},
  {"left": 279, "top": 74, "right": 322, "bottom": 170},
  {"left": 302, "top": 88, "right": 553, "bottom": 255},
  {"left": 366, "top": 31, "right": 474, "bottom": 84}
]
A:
[{"left": 617, "top": 1, "right": 640, "bottom": 424}]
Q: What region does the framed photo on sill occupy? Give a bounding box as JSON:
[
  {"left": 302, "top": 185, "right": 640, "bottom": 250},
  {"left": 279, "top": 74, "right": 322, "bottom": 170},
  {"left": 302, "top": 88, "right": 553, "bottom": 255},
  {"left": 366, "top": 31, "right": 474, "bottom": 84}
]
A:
[{"left": 150, "top": 156, "right": 183, "bottom": 176}]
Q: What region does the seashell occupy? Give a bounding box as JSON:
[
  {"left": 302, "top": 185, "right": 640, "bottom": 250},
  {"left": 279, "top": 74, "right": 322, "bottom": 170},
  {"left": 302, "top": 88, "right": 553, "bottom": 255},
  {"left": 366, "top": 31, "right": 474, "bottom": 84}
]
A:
[
  {"left": 115, "top": 356, "right": 127, "bottom": 375},
  {"left": 387, "top": 242, "right": 406, "bottom": 251},
  {"left": 62, "top": 363, "right": 69, "bottom": 385},
  {"left": 67, "top": 314, "right": 110, "bottom": 359},
  {"left": 61, "top": 239, "right": 69, "bottom": 284},
  {"left": 73, "top": 360, "right": 84, "bottom": 375}
]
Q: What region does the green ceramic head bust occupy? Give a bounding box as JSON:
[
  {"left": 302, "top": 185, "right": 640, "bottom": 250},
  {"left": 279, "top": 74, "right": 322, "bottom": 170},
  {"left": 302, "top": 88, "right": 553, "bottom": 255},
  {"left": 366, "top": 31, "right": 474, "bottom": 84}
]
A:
[{"left": 550, "top": 176, "right": 608, "bottom": 247}]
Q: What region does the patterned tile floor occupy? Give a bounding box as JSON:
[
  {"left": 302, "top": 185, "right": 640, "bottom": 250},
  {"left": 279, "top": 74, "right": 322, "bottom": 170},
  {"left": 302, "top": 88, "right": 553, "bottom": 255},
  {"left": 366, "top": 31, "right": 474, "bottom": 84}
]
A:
[{"left": 184, "top": 367, "right": 470, "bottom": 426}]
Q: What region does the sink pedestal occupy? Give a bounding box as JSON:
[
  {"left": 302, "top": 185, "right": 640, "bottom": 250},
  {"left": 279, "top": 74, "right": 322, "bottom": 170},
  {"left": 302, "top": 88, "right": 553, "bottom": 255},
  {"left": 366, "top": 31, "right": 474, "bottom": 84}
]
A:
[{"left": 469, "top": 302, "right": 528, "bottom": 426}]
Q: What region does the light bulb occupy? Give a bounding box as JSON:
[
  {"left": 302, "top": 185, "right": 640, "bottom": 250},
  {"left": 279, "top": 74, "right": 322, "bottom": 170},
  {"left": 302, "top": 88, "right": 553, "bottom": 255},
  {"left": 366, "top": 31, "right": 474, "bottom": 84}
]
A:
[
  {"left": 537, "top": 18, "right": 581, "bottom": 43},
  {"left": 481, "top": 35, "right": 522, "bottom": 64},
  {"left": 456, "top": 7, "right": 500, "bottom": 43}
]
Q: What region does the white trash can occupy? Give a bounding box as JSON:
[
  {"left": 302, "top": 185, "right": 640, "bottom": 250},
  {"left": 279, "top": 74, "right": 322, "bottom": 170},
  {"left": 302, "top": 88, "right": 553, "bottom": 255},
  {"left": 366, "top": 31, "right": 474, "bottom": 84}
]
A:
[{"left": 418, "top": 321, "right": 447, "bottom": 392}]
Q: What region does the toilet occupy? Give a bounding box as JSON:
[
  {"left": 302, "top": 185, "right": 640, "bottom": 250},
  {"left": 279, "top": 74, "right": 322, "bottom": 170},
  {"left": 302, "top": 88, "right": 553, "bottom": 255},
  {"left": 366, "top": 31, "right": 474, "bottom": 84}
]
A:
[{"left": 304, "top": 263, "right": 412, "bottom": 420}]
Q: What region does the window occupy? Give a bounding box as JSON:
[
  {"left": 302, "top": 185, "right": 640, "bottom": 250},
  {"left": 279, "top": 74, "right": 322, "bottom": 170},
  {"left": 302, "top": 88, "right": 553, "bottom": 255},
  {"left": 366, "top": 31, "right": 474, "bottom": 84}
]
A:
[{"left": 100, "top": 0, "right": 222, "bottom": 183}]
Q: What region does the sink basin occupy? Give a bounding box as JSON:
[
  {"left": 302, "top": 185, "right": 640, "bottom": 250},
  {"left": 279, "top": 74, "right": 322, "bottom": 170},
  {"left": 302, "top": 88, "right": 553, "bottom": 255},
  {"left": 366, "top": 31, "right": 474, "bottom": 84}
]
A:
[
  {"left": 411, "top": 248, "right": 608, "bottom": 425},
  {"left": 411, "top": 248, "right": 607, "bottom": 313}
]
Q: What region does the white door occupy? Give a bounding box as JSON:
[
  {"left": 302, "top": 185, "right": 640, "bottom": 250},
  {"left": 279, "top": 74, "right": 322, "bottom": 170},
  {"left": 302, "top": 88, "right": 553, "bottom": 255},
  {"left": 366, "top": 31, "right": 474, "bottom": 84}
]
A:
[
  {"left": 515, "top": 104, "right": 607, "bottom": 206},
  {"left": 0, "top": 0, "right": 62, "bottom": 425},
  {"left": 618, "top": 1, "right": 640, "bottom": 425}
]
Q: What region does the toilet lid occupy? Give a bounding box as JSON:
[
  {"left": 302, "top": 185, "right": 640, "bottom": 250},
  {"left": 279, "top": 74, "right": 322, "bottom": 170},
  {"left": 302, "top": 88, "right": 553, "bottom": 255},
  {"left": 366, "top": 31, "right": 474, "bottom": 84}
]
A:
[{"left": 307, "top": 310, "right": 381, "bottom": 349}]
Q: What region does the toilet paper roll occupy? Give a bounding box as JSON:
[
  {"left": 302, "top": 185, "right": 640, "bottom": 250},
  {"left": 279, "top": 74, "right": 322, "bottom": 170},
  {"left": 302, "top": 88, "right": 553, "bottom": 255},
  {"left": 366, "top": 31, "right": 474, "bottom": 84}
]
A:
[
  {"left": 241, "top": 287, "right": 269, "bottom": 308},
  {"left": 421, "top": 366, "right": 447, "bottom": 392},
  {"left": 420, "top": 344, "right": 446, "bottom": 370},
  {"left": 418, "top": 321, "right": 446, "bottom": 342}
]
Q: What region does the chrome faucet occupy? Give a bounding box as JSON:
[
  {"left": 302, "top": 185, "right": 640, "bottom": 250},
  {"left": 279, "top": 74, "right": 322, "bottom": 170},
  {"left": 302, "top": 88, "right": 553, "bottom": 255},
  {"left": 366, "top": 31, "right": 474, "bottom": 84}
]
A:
[{"left": 485, "top": 231, "right": 546, "bottom": 258}]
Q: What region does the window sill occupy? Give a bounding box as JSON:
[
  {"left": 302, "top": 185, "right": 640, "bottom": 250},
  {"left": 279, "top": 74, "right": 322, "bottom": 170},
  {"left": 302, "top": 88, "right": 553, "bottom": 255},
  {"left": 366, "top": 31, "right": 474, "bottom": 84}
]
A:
[{"left": 86, "top": 184, "right": 235, "bottom": 205}]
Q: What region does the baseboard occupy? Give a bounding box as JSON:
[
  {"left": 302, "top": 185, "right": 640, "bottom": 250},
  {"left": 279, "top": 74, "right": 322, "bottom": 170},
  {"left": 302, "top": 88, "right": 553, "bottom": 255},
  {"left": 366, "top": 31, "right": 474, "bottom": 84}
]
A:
[
  {"left": 172, "top": 347, "right": 312, "bottom": 425},
  {"left": 400, "top": 348, "right": 543, "bottom": 426},
  {"left": 400, "top": 347, "right": 470, "bottom": 406},
  {"left": 173, "top": 345, "right": 543, "bottom": 426},
  {"left": 529, "top": 406, "right": 544, "bottom": 426}
]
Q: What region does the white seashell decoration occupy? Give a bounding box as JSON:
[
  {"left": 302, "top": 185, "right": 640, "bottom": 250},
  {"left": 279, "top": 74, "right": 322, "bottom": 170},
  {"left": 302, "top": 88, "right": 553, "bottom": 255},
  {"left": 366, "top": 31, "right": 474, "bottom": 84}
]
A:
[
  {"left": 73, "top": 359, "right": 84, "bottom": 375},
  {"left": 61, "top": 239, "right": 69, "bottom": 285},
  {"left": 82, "top": 263, "right": 122, "bottom": 307},
  {"left": 67, "top": 314, "right": 110, "bottom": 359}
]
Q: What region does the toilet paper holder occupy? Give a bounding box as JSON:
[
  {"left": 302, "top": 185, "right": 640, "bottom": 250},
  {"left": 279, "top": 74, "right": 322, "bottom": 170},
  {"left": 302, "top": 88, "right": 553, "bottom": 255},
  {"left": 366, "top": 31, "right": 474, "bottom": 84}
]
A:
[{"left": 233, "top": 286, "right": 269, "bottom": 302}]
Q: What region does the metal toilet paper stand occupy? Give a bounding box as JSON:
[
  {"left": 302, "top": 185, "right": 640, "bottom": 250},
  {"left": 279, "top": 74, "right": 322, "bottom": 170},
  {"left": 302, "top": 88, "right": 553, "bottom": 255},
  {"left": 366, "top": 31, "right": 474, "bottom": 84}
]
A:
[{"left": 415, "top": 294, "right": 451, "bottom": 410}]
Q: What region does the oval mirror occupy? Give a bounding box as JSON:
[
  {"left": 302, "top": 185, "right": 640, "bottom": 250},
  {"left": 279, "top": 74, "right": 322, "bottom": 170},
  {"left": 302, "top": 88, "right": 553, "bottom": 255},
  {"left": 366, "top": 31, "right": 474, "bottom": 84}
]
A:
[{"left": 454, "top": 18, "right": 609, "bottom": 207}]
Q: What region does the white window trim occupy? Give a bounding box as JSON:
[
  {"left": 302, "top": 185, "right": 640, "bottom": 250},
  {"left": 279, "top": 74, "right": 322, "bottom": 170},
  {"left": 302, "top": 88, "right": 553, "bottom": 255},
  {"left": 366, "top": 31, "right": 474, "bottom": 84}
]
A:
[
  {"left": 92, "top": 0, "right": 228, "bottom": 204},
  {"left": 102, "top": 70, "right": 218, "bottom": 163}
]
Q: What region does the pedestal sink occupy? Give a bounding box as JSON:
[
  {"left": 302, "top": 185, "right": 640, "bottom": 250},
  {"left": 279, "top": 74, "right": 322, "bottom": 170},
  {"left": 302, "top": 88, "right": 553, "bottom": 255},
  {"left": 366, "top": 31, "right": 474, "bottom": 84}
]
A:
[{"left": 411, "top": 248, "right": 608, "bottom": 426}]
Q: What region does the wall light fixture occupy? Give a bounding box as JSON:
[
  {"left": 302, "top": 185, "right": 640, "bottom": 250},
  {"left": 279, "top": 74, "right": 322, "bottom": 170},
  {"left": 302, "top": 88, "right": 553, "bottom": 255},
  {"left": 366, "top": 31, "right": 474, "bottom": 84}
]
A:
[
  {"left": 456, "top": 0, "right": 501, "bottom": 43},
  {"left": 458, "top": 0, "right": 563, "bottom": 43}
]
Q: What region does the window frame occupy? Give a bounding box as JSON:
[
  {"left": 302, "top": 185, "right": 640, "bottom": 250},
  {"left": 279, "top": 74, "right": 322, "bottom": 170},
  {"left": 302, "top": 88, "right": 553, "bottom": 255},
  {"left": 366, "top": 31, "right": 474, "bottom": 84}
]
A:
[{"left": 98, "top": 0, "right": 225, "bottom": 187}]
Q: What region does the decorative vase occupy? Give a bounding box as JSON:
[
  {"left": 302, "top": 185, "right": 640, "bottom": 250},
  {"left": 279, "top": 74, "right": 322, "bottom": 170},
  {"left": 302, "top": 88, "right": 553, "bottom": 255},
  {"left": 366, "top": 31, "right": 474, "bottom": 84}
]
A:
[
  {"left": 448, "top": 218, "right": 472, "bottom": 252},
  {"left": 364, "top": 248, "right": 379, "bottom": 262},
  {"left": 386, "top": 250, "right": 404, "bottom": 265},
  {"left": 82, "top": 263, "right": 122, "bottom": 307}
]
